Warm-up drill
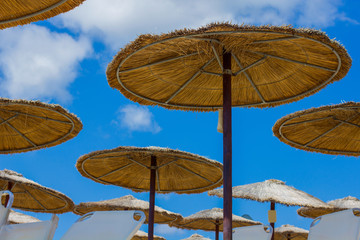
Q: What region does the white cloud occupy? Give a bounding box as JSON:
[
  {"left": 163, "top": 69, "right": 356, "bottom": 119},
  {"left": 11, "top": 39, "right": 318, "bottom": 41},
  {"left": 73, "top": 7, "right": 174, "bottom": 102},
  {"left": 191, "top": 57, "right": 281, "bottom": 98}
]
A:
[
  {"left": 115, "top": 104, "right": 161, "bottom": 133},
  {"left": 55, "top": 0, "right": 354, "bottom": 50},
  {"left": 0, "top": 25, "right": 92, "bottom": 103},
  {"left": 155, "top": 224, "right": 185, "bottom": 235}
]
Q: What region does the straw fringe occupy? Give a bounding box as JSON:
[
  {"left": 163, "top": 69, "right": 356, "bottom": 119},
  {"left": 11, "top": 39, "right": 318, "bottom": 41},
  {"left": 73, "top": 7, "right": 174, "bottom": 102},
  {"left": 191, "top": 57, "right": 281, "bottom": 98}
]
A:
[
  {"left": 275, "top": 224, "right": 308, "bottom": 240},
  {"left": 0, "top": 169, "right": 74, "bottom": 214},
  {"left": 9, "top": 210, "right": 40, "bottom": 224},
  {"left": 182, "top": 234, "right": 211, "bottom": 240},
  {"left": 76, "top": 146, "right": 223, "bottom": 194},
  {"left": 0, "top": 98, "right": 82, "bottom": 154},
  {"left": 0, "top": 0, "right": 85, "bottom": 29},
  {"left": 132, "top": 230, "right": 166, "bottom": 240},
  {"left": 273, "top": 102, "right": 360, "bottom": 156},
  {"left": 208, "top": 179, "right": 328, "bottom": 208},
  {"left": 73, "top": 195, "right": 182, "bottom": 224},
  {"left": 107, "top": 22, "right": 351, "bottom": 112}
]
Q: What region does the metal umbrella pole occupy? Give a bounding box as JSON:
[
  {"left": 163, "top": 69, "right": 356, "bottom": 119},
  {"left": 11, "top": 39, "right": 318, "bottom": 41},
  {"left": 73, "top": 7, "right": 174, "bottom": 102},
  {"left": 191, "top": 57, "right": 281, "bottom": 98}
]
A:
[
  {"left": 222, "top": 49, "right": 232, "bottom": 240},
  {"left": 148, "top": 155, "right": 157, "bottom": 240}
]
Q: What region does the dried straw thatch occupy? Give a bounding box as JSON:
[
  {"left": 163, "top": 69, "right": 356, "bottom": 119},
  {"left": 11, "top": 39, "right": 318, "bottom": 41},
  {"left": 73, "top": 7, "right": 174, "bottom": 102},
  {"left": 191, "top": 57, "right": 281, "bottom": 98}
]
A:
[
  {"left": 73, "top": 195, "right": 182, "bottom": 224},
  {"left": 275, "top": 224, "right": 308, "bottom": 240},
  {"left": 0, "top": 98, "right": 82, "bottom": 154},
  {"left": 0, "top": 0, "right": 85, "bottom": 29},
  {"left": 208, "top": 179, "right": 327, "bottom": 208},
  {"left": 107, "top": 22, "right": 351, "bottom": 112},
  {"left": 76, "top": 146, "right": 223, "bottom": 194},
  {"left": 174, "top": 207, "right": 260, "bottom": 231},
  {"left": 9, "top": 210, "right": 40, "bottom": 224},
  {"left": 273, "top": 102, "right": 360, "bottom": 156},
  {"left": 132, "top": 230, "right": 166, "bottom": 240},
  {"left": 182, "top": 234, "right": 211, "bottom": 240},
  {"left": 0, "top": 169, "right": 74, "bottom": 213},
  {"left": 297, "top": 196, "right": 360, "bottom": 219}
]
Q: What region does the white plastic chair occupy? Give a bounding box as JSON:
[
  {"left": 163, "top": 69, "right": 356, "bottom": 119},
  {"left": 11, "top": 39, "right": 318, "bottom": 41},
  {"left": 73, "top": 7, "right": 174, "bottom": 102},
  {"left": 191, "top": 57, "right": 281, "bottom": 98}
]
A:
[
  {"left": 0, "top": 191, "right": 13, "bottom": 227},
  {"left": 0, "top": 214, "right": 59, "bottom": 240},
  {"left": 61, "top": 210, "right": 146, "bottom": 240},
  {"left": 308, "top": 208, "right": 360, "bottom": 240},
  {"left": 233, "top": 224, "right": 273, "bottom": 240}
]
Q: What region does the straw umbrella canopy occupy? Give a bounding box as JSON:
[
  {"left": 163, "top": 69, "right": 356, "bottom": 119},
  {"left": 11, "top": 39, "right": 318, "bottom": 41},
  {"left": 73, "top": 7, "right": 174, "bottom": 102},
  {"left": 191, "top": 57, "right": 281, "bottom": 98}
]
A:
[
  {"left": 106, "top": 22, "right": 351, "bottom": 240},
  {"left": 174, "top": 207, "right": 260, "bottom": 240},
  {"left": 208, "top": 179, "right": 328, "bottom": 239},
  {"left": 73, "top": 195, "right": 182, "bottom": 224},
  {"left": 0, "top": 0, "right": 85, "bottom": 30},
  {"left": 182, "top": 234, "right": 211, "bottom": 240},
  {"left": 297, "top": 196, "right": 360, "bottom": 219},
  {"left": 76, "top": 146, "right": 223, "bottom": 240},
  {"left": 0, "top": 169, "right": 74, "bottom": 213},
  {"left": 8, "top": 210, "right": 40, "bottom": 224},
  {"left": 132, "top": 230, "right": 166, "bottom": 240},
  {"left": 275, "top": 224, "right": 308, "bottom": 240},
  {"left": 0, "top": 99, "right": 82, "bottom": 154},
  {"left": 273, "top": 102, "right": 360, "bottom": 156}
]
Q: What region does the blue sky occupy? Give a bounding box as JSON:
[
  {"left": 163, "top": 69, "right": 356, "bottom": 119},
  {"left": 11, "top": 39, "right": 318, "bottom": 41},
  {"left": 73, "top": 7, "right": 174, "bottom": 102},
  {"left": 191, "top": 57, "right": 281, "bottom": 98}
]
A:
[{"left": 0, "top": 0, "right": 359, "bottom": 239}]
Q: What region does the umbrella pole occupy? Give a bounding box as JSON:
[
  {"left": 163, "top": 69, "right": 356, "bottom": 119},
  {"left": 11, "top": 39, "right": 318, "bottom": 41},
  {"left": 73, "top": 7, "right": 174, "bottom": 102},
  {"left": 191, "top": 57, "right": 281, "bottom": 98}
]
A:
[
  {"left": 4, "top": 182, "right": 14, "bottom": 206},
  {"left": 222, "top": 49, "right": 232, "bottom": 240},
  {"left": 215, "top": 220, "right": 220, "bottom": 240},
  {"left": 148, "top": 155, "right": 157, "bottom": 240},
  {"left": 270, "top": 202, "right": 275, "bottom": 240}
]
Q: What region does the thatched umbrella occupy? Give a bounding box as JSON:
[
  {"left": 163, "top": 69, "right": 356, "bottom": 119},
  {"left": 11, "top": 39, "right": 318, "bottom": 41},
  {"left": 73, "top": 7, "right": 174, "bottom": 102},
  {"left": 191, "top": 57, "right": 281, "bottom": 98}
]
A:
[
  {"left": 208, "top": 179, "right": 328, "bottom": 240},
  {"left": 0, "top": 0, "right": 85, "bottom": 29},
  {"left": 174, "top": 207, "right": 260, "bottom": 240},
  {"left": 273, "top": 102, "right": 360, "bottom": 156},
  {"left": 275, "top": 224, "right": 308, "bottom": 240},
  {"left": 0, "top": 99, "right": 82, "bottom": 154},
  {"left": 297, "top": 196, "right": 360, "bottom": 219},
  {"left": 132, "top": 230, "right": 166, "bottom": 240},
  {"left": 0, "top": 169, "right": 74, "bottom": 213},
  {"left": 76, "top": 146, "right": 223, "bottom": 240},
  {"left": 106, "top": 22, "right": 351, "bottom": 240},
  {"left": 182, "top": 234, "right": 211, "bottom": 240},
  {"left": 73, "top": 195, "right": 182, "bottom": 224},
  {"left": 8, "top": 210, "right": 40, "bottom": 224}
]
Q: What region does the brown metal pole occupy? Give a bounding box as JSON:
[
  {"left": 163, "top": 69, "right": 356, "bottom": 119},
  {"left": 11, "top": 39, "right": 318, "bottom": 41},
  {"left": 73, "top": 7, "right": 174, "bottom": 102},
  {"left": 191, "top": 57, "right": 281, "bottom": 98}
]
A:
[
  {"left": 4, "top": 182, "right": 13, "bottom": 207},
  {"left": 215, "top": 220, "right": 220, "bottom": 240},
  {"left": 222, "top": 49, "right": 232, "bottom": 240},
  {"left": 271, "top": 202, "right": 275, "bottom": 240},
  {"left": 148, "top": 156, "right": 157, "bottom": 240}
]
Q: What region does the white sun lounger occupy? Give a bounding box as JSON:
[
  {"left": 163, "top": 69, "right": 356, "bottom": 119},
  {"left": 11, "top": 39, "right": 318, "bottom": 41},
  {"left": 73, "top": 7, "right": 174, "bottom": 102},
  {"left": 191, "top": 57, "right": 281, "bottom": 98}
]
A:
[
  {"left": 308, "top": 208, "right": 360, "bottom": 240},
  {"left": 0, "top": 191, "right": 13, "bottom": 227},
  {"left": 233, "top": 224, "right": 273, "bottom": 240},
  {"left": 61, "top": 210, "right": 146, "bottom": 240},
  {"left": 0, "top": 214, "right": 59, "bottom": 240}
]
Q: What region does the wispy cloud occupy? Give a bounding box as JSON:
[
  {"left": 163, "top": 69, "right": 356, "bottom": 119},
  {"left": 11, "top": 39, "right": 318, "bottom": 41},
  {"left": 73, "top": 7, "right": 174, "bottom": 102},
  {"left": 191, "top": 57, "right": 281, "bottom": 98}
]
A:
[
  {"left": 55, "top": 0, "right": 355, "bottom": 50},
  {"left": 155, "top": 224, "right": 185, "bottom": 235},
  {"left": 114, "top": 104, "right": 161, "bottom": 133},
  {"left": 0, "top": 25, "right": 92, "bottom": 103}
]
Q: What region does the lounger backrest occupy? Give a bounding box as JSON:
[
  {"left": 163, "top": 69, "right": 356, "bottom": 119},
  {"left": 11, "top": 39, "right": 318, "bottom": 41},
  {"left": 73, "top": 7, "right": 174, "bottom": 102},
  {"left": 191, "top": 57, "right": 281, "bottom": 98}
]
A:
[
  {"left": 308, "top": 208, "right": 360, "bottom": 240},
  {"left": 0, "top": 191, "right": 13, "bottom": 227},
  {"left": 61, "top": 210, "right": 146, "bottom": 240},
  {"left": 0, "top": 214, "right": 59, "bottom": 240},
  {"left": 233, "top": 224, "right": 273, "bottom": 240}
]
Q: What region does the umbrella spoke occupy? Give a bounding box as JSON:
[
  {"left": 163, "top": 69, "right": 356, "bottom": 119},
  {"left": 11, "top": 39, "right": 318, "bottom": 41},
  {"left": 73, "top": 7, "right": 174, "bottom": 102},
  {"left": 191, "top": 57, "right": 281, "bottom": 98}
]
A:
[
  {"left": 211, "top": 42, "right": 224, "bottom": 72},
  {"left": 173, "top": 163, "right": 214, "bottom": 183},
  {"left": 283, "top": 116, "right": 334, "bottom": 127},
  {"left": 246, "top": 50, "right": 337, "bottom": 72},
  {"left": 157, "top": 159, "right": 178, "bottom": 169},
  {"left": 252, "top": 36, "right": 299, "bottom": 44},
  {"left": 156, "top": 169, "right": 161, "bottom": 192},
  {"left": 127, "top": 156, "right": 151, "bottom": 169},
  {"left": 202, "top": 71, "right": 222, "bottom": 76},
  {"left": 0, "top": 116, "right": 37, "bottom": 147},
  {"left": 0, "top": 109, "right": 73, "bottom": 125},
  {"left": 96, "top": 163, "right": 134, "bottom": 179},
  {"left": 165, "top": 58, "right": 215, "bottom": 104},
  {"left": 333, "top": 118, "right": 360, "bottom": 128},
  {"left": 0, "top": 114, "right": 18, "bottom": 126},
  {"left": 20, "top": 185, "right": 47, "bottom": 211},
  {"left": 232, "top": 54, "right": 267, "bottom": 103},
  {"left": 305, "top": 113, "right": 360, "bottom": 146},
  {"left": 118, "top": 52, "right": 201, "bottom": 74}
]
